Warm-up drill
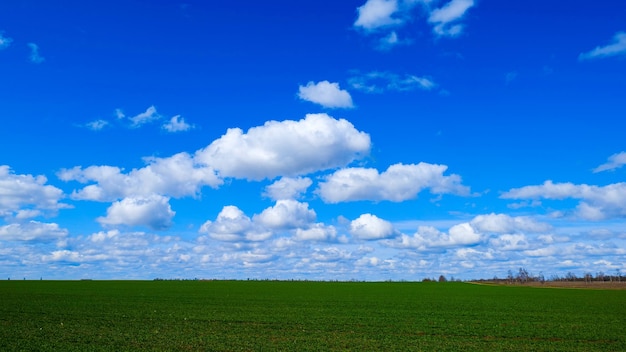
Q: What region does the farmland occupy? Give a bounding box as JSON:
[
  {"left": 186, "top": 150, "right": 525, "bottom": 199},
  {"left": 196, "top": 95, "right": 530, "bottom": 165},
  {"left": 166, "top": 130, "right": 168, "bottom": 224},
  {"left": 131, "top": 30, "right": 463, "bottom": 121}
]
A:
[{"left": 0, "top": 281, "right": 624, "bottom": 351}]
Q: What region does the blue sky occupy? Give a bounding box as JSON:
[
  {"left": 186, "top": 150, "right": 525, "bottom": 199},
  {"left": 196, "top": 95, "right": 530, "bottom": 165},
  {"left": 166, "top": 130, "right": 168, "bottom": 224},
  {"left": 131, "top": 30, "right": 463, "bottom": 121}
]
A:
[{"left": 1, "top": 0, "right": 625, "bottom": 280}]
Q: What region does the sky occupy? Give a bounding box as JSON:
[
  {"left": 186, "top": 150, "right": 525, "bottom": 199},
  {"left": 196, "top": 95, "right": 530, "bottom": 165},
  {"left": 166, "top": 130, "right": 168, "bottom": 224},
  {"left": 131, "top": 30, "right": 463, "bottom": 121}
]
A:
[{"left": 1, "top": 0, "right": 625, "bottom": 281}]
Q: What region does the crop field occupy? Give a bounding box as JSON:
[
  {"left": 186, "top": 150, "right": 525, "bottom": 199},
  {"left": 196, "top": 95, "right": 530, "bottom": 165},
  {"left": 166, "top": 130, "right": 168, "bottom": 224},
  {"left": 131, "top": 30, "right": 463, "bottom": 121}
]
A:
[{"left": 1, "top": 280, "right": 624, "bottom": 351}]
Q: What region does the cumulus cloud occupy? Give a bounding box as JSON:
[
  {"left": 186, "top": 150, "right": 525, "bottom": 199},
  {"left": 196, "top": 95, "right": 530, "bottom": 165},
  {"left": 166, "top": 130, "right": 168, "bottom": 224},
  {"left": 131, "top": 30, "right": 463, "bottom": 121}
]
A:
[
  {"left": 354, "top": 0, "right": 402, "bottom": 31},
  {"left": 348, "top": 71, "right": 435, "bottom": 93},
  {"left": 0, "top": 221, "right": 68, "bottom": 241},
  {"left": 428, "top": 0, "right": 474, "bottom": 37},
  {"left": 195, "top": 113, "right": 371, "bottom": 180},
  {"left": 263, "top": 177, "right": 312, "bottom": 201},
  {"left": 0, "top": 165, "right": 68, "bottom": 219},
  {"left": 97, "top": 195, "right": 175, "bottom": 230},
  {"left": 255, "top": 200, "right": 317, "bottom": 230},
  {"left": 0, "top": 32, "right": 13, "bottom": 49},
  {"left": 199, "top": 205, "right": 271, "bottom": 242},
  {"left": 502, "top": 180, "right": 626, "bottom": 220},
  {"left": 579, "top": 32, "right": 626, "bottom": 61},
  {"left": 294, "top": 224, "right": 338, "bottom": 242},
  {"left": 349, "top": 213, "right": 395, "bottom": 240},
  {"left": 162, "top": 115, "right": 194, "bottom": 132},
  {"left": 85, "top": 119, "right": 109, "bottom": 131},
  {"left": 386, "top": 222, "right": 482, "bottom": 250},
  {"left": 59, "top": 152, "right": 221, "bottom": 201},
  {"left": 297, "top": 81, "right": 354, "bottom": 108},
  {"left": 593, "top": 151, "right": 626, "bottom": 173},
  {"left": 317, "top": 162, "right": 470, "bottom": 203},
  {"left": 470, "top": 213, "right": 552, "bottom": 234},
  {"left": 27, "top": 42, "right": 44, "bottom": 63}
]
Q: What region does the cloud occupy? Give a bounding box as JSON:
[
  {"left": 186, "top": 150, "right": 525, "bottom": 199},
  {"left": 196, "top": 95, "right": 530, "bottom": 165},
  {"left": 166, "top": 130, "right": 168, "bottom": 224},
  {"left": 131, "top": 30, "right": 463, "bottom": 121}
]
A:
[
  {"left": 593, "top": 151, "right": 626, "bottom": 173},
  {"left": 502, "top": 180, "right": 626, "bottom": 220},
  {"left": 129, "top": 105, "right": 161, "bottom": 127},
  {"left": 0, "top": 221, "right": 68, "bottom": 242},
  {"left": 317, "top": 162, "right": 470, "bottom": 203},
  {"left": 348, "top": 71, "right": 435, "bottom": 93},
  {"left": 195, "top": 113, "right": 370, "bottom": 180},
  {"left": 162, "top": 115, "right": 194, "bottom": 132},
  {"left": 386, "top": 222, "right": 482, "bottom": 250},
  {"left": 579, "top": 32, "right": 626, "bottom": 60},
  {"left": 85, "top": 119, "right": 109, "bottom": 131},
  {"left": 59, "top": 153, "right": 221, "bottom": 201},
  {"left": 263, "top": 177, "right": 312, "bottom": 201},
  {"left": 254, "top": 200, "right": 317, "bottom": 230},
  {"left": 297, "top": 81, "right": 354, "bottom": 108},
  {"left": 199, "top": 205, "right": 271, "bottom": 242},
  {"left": 97, "top": 195, "right": 175, "bottom": 230},
  {"left": 428, "top": 0, "right": 474, "bottom": 37},
  {"left": 27, "top": 43, "right": 44, "bottom": 63},
  {"left": 0, "top": 165, "right": 68, "bottom": 219},
  {"left": 294, "top": 223, "right": 338, "bottom": 242},
  {"left": 354, "top": 0, "right": 402, "bottom": 31},
  {"left": 349, "top": 213, "right": 395, "bottom": 240},
  {"left": 0, "top": 32, "right": 13, "bottom": 50},
  {"left": 470, "top": 213, "right": 552, "bottom": 234}
]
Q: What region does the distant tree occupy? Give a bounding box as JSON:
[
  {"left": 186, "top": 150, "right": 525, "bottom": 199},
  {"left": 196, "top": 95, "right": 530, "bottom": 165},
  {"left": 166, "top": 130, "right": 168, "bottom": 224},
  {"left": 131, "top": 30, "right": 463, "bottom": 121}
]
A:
[
  {"left": 438, "top": 275, "right": 447, "bottom": 282},
  {"left": 566, "top": 272, "right": 577, "bottom": 281},
  {"left": 584, "top": 273, "right": 592, "bottom": 284},
  {"left": 507, "top": 270, "right": 514, "bottom": 284},
  {"left": 517, "top": 268, "right": 530, "bottom": 283}
]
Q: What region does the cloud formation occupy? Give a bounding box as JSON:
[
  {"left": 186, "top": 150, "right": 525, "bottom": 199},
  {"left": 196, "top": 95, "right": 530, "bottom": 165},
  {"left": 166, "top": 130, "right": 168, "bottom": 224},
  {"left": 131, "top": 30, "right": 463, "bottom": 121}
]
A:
[
  {"left": 27, "top": 43, "right": 44, "bottom": 64},
  {"left": 0, "top": 32, "right": 12, "bottom": 50},
  {"left": 317, "top": 162, "right": 470, "bottom": 203},
  {"left": 0, "top": 221, "right": 68, "bottom": 242},
  {"left": 0, "top": 166, "right": 68, "bottom": 219},
  {"left": 196, "top": 113, "right": 370, "bottom": 180},
  {"left": 264, "top": 177, "right": 312, "bottom": 201},
  {"left": 354, "top": 0, "right": 402, "bottom": 31},
  {"left": 579, "top": 32, "right": 626, "bottom": 60},
  {"left": 593, "top": 151, "right": 626, "bottom": 173},
  {"left": 428, "top": 0, "right": 474, "bottom": 37},
  {"left": 349, "top": 213, "right": 395, "bottom": 240},
  {"left": 162, "top": 115, "right": 194, "bottom": 132},
  {"left": 298, "top": 81, "right": 354, "bottom": 108},
  {"left": 97, "top": 195, "right": 175, "bottom": 230},
  {"left": 502, "top": 180, "right": 626, "bottom": 220},
  {"left": 349, "top": 71, "right": 435, "bottom": 93},
  {"left": 129, "top": 105, "right": 161, "bottom": 127}
]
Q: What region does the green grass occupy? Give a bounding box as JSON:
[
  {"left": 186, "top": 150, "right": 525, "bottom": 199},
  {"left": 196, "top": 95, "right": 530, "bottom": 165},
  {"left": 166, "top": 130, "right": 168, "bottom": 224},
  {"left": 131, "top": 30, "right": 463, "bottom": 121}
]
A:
[{"left": 0, "top": 281, "right": 624, "bottom": 351}]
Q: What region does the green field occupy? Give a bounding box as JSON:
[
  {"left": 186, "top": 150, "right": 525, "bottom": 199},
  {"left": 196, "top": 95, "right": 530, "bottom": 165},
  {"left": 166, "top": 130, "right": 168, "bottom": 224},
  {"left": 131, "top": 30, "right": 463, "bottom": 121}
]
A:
[{"left": 0, "top": 281, "right": 624, "bottom": 351}]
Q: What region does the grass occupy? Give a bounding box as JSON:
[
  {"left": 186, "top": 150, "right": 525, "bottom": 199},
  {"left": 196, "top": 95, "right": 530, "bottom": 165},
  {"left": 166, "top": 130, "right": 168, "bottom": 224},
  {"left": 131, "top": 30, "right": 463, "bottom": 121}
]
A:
[{"left": 0, "top": 280, "right": 624, "bottom": 351}]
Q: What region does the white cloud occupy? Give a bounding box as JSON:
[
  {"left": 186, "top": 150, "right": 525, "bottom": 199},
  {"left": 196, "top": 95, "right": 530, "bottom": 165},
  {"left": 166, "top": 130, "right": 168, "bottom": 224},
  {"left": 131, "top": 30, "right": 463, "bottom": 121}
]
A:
[
  {"left": 294, "top": 224, "right": 338, "bottom": 242},
  {"left": 97, "top": 195, "right": 175, "bottom": 230},
  {"left": 593, "top": 151, "right": 626, "bottom": 173},
  {"left": 386, "top": 222, "right": 482, "bottom": 250},
  {"left": 162, "top": 115, "right": 194, "bottom": 132},
  {"left": 263, "top": 177, "right": 312, "bottom": 201},
  {"left": 579, "top": 32, "right": 626, "bottom": 60},
  {"left": 0, "top": 221, "right": 68, "bottom": 242},
  {"left": 502, "top": 180, "right": 626, "bottom": 220},
  {"left": 0, "top": 32, "right": 13, "bottom": 49},
  {"left": 349, "top": 213, "right": 395, "bottom": 240},
  {"left": 199, "top": 205, "right": 271, "bottom": 242},
  {"left": 349, "top": 71, "right": 435, "bottom": 93},
  {"left": 85, "top": 119, "right": 109, "bottom": 131},
  {"left": 195, "top": 113, "right": 370, "bottom": 180},
  {"left": 255, "top": 200, "right": 317, "bottom": 230},
  {"left": 297, "top": 81, "right": 354, "bottom": 109},
  {"left": 59, "top": 152, "right": 221, "bottom": 201},
  {"left": 0, "top": 165, "right": 68, "bottom": 219},
  {"left": 354, "top": 0, "right": 402, "bottom": 31},
  {"left": 129, "top": 105, "right": 161, "bottom": 127},
  {"left": 27, "top": 42, "right": 44, "bottom": 63},
  {"left": 317, "top": 162, "right": 470, "bottom": 203},
  {"left": 470, "top": 213, "right": 552, "bottom": 234},
  {"left": 428, "top": 0, "right": 474, "bottom": 37}
]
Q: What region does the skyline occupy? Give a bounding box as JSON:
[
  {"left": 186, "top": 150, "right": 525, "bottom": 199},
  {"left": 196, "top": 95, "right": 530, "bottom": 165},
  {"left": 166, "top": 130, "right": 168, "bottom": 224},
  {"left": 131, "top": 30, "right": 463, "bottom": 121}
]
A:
[{"left": 1, "top": 0, "right": 625, "bottom": 280}]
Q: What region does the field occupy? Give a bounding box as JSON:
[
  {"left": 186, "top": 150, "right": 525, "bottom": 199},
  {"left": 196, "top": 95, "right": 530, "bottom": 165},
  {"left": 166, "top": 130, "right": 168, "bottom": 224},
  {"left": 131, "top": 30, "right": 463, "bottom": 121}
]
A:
[{"left": 1, "top": 281, "right": 624, "bottom": 351}]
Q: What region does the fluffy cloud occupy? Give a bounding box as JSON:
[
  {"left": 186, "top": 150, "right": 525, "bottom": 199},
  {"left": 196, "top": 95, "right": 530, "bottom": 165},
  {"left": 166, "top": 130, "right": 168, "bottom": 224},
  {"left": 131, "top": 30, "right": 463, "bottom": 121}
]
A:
[
  {"left": 59, "top": 152, "right": 221, "bottom": 201},
  {"left": 199, "top": 205, "right": 271, "bottom": 242},
  {"left": 85, "top": 119, "right": 110, "bottom": 131},
  {"left": 428, "top": 0, "right": 474, "bottom": 37},
  {"left": 263, "top": 177, "right": 312, "bottom": 201},
  {"left": 97, "top": 195, "right": 175, "bottom": 230},
  {"left": 349, "top": 213, "right": 395, "bottom": 240},
  {"left": 348, "top": 71, "right": 435, "bottom": 93},
  {"left": 27, "top": 42, "right": 44, "bottom": 63},
  {"left": 317, "top": 162, "right": 470, "bottom": 203},
  {"left": 298, "top": 81, "right": 354, "bottom": 108},
  {"left": 0, "top": 221, "right": 68, "bottom": 241},
  {"left": 162, "top": 115, "right": 194, "bottom": 132},
  {"left": 470, "top": 213, "right": 552, "bottom": 234},
  {"left": 195, "top": 114, "right": 371, "bottom": 180},
  {"left": 354, "top": 0, "right": 404, "bottom": 31},
  {"left": 386, "top": 222, "right": 482, "bottom": 250},
  {"left": 593, "top": 151, "right": 626, "bottom": 173},
  {"left": 579, "top": 32, "right": 626, "bottom": 61},
  {"left": 0, "top": 166, "right": 68, "bottom": 219},
  {"left": 502, "top": 180, "right": 626, "bottom": 220},
  {"left": 0, "top": 32, "right": 13, "bottom": 49},
  {"left": 255, "top": 200, "right": 317, "bottom": 230},
  {"left": 294, "top": 224, "right": 338, "bottom": 242}
]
